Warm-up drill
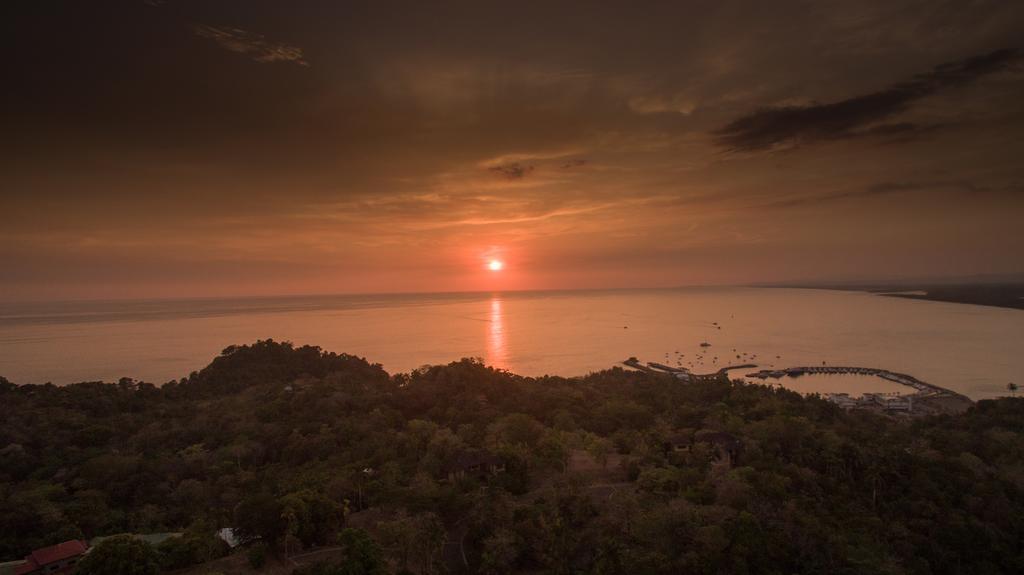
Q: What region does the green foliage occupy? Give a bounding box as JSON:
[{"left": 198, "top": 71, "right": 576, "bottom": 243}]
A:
[
  {"left": 280, "top": 489, "right": 343, "bottom": 547},
  {"left": 75, "top": 535, "right": 159, "bottom": 575},
  {"left": 295, "top": 529, "right": 388, "bottom": 575},
  {"left": 1, "top": 341, "right": 1023, "bottom": 574},
  {"left": 171, "top": 340, "right": 389, "bottom": 399},
  {"left": 156, "top": 521, "right": 230, "bottom": 570},
  {"left": 234, "top": 493, "right": 285, "bottom": 547},
  {"left": 378, "top": 512, "right": 446, "bottom": 574},
  {"left": 247, "top": 542, "right": 268, "bottom": 569}
]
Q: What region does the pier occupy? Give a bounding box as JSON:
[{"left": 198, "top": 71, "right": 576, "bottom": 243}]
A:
[
  {"left": 646, "top": 361, "right": 688, "bottom": 374},
  {"left": 717, "top": 363, "right": 757, "bottom": 375},
  {"left": 621, "top": 359, "right": 757, "bottom": 383},
  {"left": 622, "top": 357, "right": 655, "bottom": 372}
]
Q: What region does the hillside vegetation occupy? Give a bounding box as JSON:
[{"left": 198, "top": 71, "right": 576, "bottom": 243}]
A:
[{"left": 2, "top": 340, "right": 1023, "bottom": 574}]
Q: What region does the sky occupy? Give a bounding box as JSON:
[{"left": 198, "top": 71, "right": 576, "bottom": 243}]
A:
[{"left": 2, "top": 0, "right": 1023, "bottom": 300}]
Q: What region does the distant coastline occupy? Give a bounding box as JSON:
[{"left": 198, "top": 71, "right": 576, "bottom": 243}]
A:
[
  {"left": 873, "top": 283, "right": 1024, "bottom": 311},
  {"left": 782, "top": 281, "right": 1024, "bottom": 311}
]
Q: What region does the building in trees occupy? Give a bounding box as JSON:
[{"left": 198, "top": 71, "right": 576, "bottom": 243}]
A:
[
  {"left": 444, "top": 451, "right": 505, "bottom": 482},
  {"left": 13, "top": 540, "right": 88, "bottom": 575},
  {"left": 665, "top": 431, "right": 693, "bottom": 452},
  {"left": 694, "top": 430, "right": 742, "bottom": 466}
]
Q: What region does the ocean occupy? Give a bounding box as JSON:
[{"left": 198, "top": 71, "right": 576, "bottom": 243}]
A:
[{"left": 1, "top": 287, "right": 1020, "bottom": 399}]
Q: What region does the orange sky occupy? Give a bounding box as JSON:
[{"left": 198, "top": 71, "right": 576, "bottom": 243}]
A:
[{"left": 2, "top": 1, "right": 1024, "bottom": 300}]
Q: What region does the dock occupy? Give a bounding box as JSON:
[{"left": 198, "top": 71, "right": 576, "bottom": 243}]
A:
[
  {"left": 717, "top": 363, "right": 757, "bottom": 375},
  {"left": 622, "top": 357, "right": 655, "bottom": 372},
  {"left": 622, "top": 358, "right": 748, "bottom": 383},
  {"left": 646, "top": 361, "right": 689, "bottom": 374}
]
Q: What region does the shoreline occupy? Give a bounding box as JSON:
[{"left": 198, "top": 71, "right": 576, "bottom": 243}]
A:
[{"left": 774, "top": 282, "right": 1024, "bottom": 311}]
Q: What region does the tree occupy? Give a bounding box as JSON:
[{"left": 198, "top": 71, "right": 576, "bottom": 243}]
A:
[
  {"left": 536, "top": 432, "right": 570, "bottom": 472},
  {"left": 588, "top": 437, "right": 614, "bottom": 469},
  {"left": 293, "top": 529, "right": 387, "bottom": 575},
  {"left": 488, "top": 414, "right": 545, "bottom": 448},
  {"left": 1008, "top": 382, "right": 1018, "bottom": 397},
  {"left": 157, "top": 520, "right": 230, "bottom": 569},
  {"left": 480, "top": 529, "right": 519, "bottom": 575},
  {"left": 76, "top": 535, "right": 159, "bottom": 575},
  {"left": 234, "top": 493, "right": 285, "bottom": 548},
  {"left": 378, "top": 512, "right": 446, "bottom": 574},
  {"left": 248, "top": 543, "right": 268, "bottom": 569}
]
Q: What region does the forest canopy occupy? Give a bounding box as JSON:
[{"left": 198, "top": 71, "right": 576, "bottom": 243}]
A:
[{"left": 1, "top": 340, "right": 1022, "bottom": 574}]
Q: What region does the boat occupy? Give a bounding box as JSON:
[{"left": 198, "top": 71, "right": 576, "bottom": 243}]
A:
[{"left": 700, "top": 342, "right": 711, "bottom": 347}]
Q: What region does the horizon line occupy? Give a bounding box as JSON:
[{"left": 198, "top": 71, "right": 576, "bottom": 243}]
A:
[{"left": 4, "top": 271, "right": 1024, "bottom": 306}]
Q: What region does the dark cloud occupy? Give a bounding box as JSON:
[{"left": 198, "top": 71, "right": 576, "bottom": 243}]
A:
[
  {"left": 489, "top": 163, "right": 535, "bottom": 180},
  {"left": 858, "top": 122, "right": 948, "bottom": 143},
  {"left": 715, "top": 49, "right": 1019, "bottom": 152},
  {"left": 765, "top": 186, "right": 907, "bottom": 209},
  {"left": 192, "top": 23, "right": 309, "bottom": 66},
  {"left": 862, "top": 180, "right": 1024, "bottom": 196},
  {"left": 766, "top": 179, "right": 1010, "bottom": 209},
  {"left": 560, "top": 159, "right": 588, "bottom": 169}
]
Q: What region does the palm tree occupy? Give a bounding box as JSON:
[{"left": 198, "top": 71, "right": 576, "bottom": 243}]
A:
[{"left": 1008, "top": 382, "right": 1018, "bottom": 397}]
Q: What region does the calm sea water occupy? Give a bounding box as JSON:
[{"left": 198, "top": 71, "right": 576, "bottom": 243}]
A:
[{"left": 0, "top": 287, "right": 1020, "bottom": 399}]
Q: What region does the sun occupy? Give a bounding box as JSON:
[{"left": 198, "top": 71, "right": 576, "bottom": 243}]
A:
[{"left": 488, "top": 259, "right": 504, "bottom": 271}]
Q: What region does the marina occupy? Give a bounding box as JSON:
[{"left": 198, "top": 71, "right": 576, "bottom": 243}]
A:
[
  {"left": 743, "top": 365, "right": 973, "bottom": 414},
  {"left": 625, "top": 358, "right": 974, "bottom": 416}
]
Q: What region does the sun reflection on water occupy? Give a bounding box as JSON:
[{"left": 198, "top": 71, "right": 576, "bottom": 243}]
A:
[{"left": 486, "top": 296, "right": 507, "bottom": 369}]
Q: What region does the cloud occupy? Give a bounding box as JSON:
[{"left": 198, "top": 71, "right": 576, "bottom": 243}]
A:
[
  {"left": 192, "top": 24, "right": 308, "bottom": 66},
  {"left": 715, "top": 49, "right": 1019, "bottom": 152},
  {"left": 628, "top": 94, "right": 697, "bottom": 115},
  {"left": 765, "top": 185, "right": 911, "bottom": 209},
  {"left": 765, "top": 179, "right": 1009, "bottom": 209},
  {"left": 488, "top": 162, "right": 534, "bottom": 180},
  {"left": 560, "top": 158, "right": 588, "bottom": 169}
]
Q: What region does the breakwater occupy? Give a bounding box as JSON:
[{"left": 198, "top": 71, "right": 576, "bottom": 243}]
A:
[{"left": 623, "top": 358, "right": 973, "bottom": 415}]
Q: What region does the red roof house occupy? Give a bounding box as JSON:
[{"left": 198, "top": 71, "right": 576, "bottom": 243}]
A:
[{"left": 14, "top": 540, "right": 88, "bottom": 575}]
